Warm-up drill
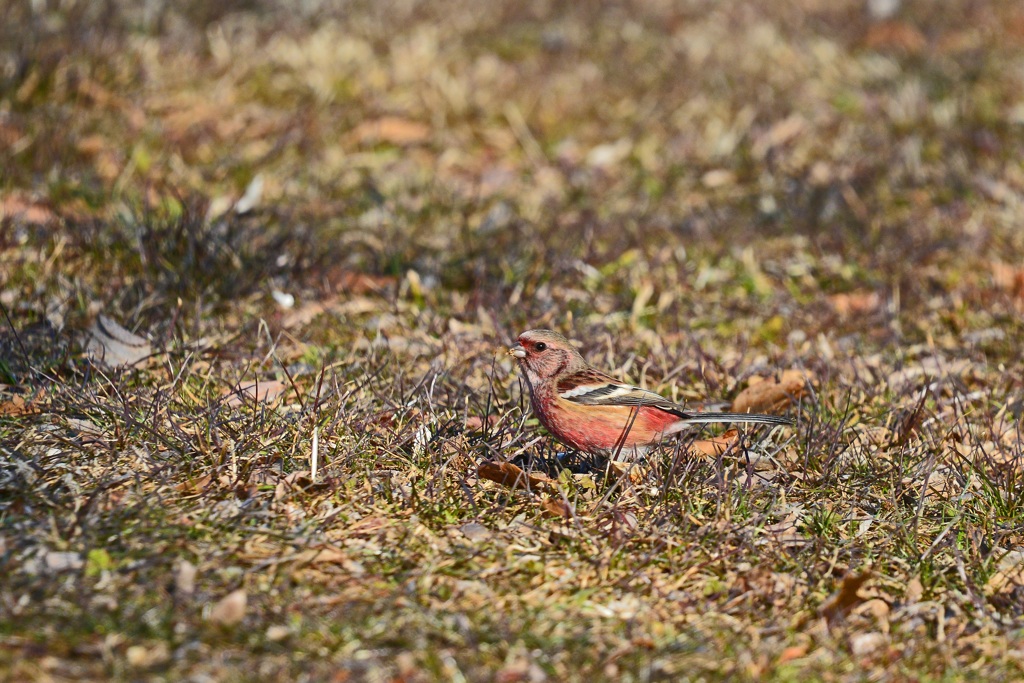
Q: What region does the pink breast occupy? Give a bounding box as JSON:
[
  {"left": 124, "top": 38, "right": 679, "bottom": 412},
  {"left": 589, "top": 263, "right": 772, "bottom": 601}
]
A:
[{"left": 533, "top": 392, "right": 679, "bottom": 454}]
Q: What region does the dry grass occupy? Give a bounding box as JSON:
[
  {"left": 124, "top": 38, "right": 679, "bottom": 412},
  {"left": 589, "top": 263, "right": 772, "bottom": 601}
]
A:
[{"left": 3, "top": 0, "right": 1024, "bottom": 680}]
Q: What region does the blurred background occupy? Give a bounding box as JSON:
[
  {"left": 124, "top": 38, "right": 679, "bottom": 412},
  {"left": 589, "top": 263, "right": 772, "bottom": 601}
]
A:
[
  {"left": 4, "top": 0, "right": 1023, "bottom": 353},
  {"left": 5, "top": 2, "right": 1024, "bottom": 680}
]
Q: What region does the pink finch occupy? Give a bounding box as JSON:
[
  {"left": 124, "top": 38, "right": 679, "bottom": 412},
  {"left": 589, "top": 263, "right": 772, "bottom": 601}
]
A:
[{"left": 509, "top": 329, "right": 792, "bottom": 459}]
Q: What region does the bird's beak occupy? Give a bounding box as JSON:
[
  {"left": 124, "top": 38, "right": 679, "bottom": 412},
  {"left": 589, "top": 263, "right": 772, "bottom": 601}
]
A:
[{"left": 508, "top": 343, "right": 526, "bottom": 359}]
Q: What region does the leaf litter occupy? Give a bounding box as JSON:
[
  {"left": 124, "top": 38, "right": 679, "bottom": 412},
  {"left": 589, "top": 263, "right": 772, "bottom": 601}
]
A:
[{"left": 4, "top": 1, "right": 1024, "bottom": 680}]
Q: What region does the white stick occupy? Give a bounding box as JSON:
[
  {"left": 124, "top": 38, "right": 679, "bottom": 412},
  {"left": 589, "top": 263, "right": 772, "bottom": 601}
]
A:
[{"left": 311, "top": 426, "right": 319, "bottom": 482}]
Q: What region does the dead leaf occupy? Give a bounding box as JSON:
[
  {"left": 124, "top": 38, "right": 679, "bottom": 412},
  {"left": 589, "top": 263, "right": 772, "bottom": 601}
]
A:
[
  {"left": 985, "top": 550, "right": 1024, "bottom": 595},
  {"left": 1, "top": 195, "right": 57, "bottom": 224},
  {"left": 348, "top": 117, "right": 430, "bottom": 146},
  {"left": 224, "top": 379, "right": 289, "bottom": 407},
  {"left": 819, "top": 569, "right": 872, "bottom": 624},
  {"left": 849, "top": 632, "right": 887, "bottom": 656},
  {"left": 765, "top": 509, "right": 807, "bottom": 547},
  {"left": 281, "top": 296, "right": 387, "bottom": 328},
  {"left": 0, "top": 120, "right": 24, "bottom": 148},
  {"left": 280, "top": 299, "right": 331, "bottom": 328},
  {"left": 328, "top": 269, "right": 397, "bottom": 294},
  {"left": 477, "top": 461, "right": 555, "bottom": 492},
  {"left": 886, "top": 357, "right": 972, "bottom": 391},
  {"left": 905, "top": 576, "right": 924, "bottom": 603},
  {"left": 44, "top": 551, "right": 83, "bottom": 572},
  {"left": 854, "top": 598, "right": 892, "bottom": 633},
  {"left": 701, "top": 169, "right": 735, "bottom": 188},
  {"left": 0, "top": 396, "right": 27, "bottom": 416},
  {"left": 274, "top": 470, "right": 314, "bottom": 501},
  {"left": 777, "top": 645, "right": 808, "bottom": 664},
  {"left": 864, "top": 21, "right": 927, "bottom": 54},
  {"left": 539, "top": 496, "right": 574, "bottom": 519},
  {"left": 289, "top": 547, "right": 347, "bottom": 565},
  {"left": 464, "top": 415, "right": 499, "bottom": 431},
  {"left": 208, "top": 589, "right": 247, "bottom": 626},
  {"left": 176, "top": 472, "right": 234, "bottom": 495},
  {"left": 125, "top": 643, "right": 170, "bottom": 668},
  {"left": 731, "top": 370, "right": 810, "bottom": 414},
  {"left": 606, "top": 460, "right": 650, "bottom": 483},
  {"left": 460, "top": 523, "right": 491, "bottom": 542},
  {"left": 175, "top": 560, "right": 197, "bottom": 599},
  {"left": 752, "top": 114, "right": 806, "bottom": 158},
  {"left": 86, "top": 315, "right": 153, "bottom": 368},
  {"left": 991, "top": 261, "right": 1024, "bottom": 300},
  {"left": 689, "top": 430, "right": 740, "bottom": 457},
  {"left": 586, "top": 138, "right": 632, "bottom": 168},
  {"left": 266, "top": 625, "right": 291, "bottom": 642},
  {"left": 829, "top": 290, "right": 881, "bottom": 317},
  {"left": 67, "top": 417, "right": 107, "bottom": 442},
  {"left": 0, "top": 391, "right": 44, "bottom": 416}
]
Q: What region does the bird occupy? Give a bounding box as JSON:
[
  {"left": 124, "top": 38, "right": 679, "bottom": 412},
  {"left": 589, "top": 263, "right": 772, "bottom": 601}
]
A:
[{"left": 508, "top": 329, "right": 792, "bottom": 459}]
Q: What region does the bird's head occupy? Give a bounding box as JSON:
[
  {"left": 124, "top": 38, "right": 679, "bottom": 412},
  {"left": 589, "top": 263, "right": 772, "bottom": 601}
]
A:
[{"left": 508, "top": 329, "right": 587, "bottom": 382}]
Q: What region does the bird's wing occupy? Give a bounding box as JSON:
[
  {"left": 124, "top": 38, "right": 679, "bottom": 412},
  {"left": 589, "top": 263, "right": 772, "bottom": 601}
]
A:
[
  {"left": 555, "top": 370, "right": 794, "bottom": 427},
  {"left": 556, "top": 370, "right": 685, "bottom": 414}
]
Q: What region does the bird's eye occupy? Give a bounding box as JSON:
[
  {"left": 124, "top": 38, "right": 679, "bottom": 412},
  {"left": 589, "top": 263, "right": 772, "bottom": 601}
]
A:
[{"left": 534, "top": 342, "right": 547, "bottom": 351}]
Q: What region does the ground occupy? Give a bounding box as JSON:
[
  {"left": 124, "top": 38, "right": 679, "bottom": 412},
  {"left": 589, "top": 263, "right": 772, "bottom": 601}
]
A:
[{"left": 2, "top": 1, "right": 1024, "bottom": 681}]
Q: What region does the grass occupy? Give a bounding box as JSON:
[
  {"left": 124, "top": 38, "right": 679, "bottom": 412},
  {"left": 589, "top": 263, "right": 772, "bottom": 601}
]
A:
[{"left": 3, "top": 0, "right": 1024, "bottom": 680}]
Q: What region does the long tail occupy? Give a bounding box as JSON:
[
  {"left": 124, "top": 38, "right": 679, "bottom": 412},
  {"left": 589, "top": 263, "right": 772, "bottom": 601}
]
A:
[{"left": 679, "top": 412, "right": 793, "bottom": 427}]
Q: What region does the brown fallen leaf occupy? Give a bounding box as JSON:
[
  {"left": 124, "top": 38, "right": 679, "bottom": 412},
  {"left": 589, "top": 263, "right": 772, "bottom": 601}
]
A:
[
  {"left": 0, "top": 120, "right": 24, "bottom": 148},
  {"left": 606, "top": 460, "right": 651, "bottom": 483},
  {"left": 539, "top": 495, "right": 574, "bottom": 519},
  {"left": 86, "top": 315, "right": 153, "bottom": 368},
  {"left": 752, "top": 114, "right": 806, "bottom": 159},
  {"left": 477, "top": 461, "right": 555, "bottom": 492},
  {"left": 829, "top": 290, "right": 881, "bottom": 317},
  {"left": 175, "top": 472, "right": 234, "bottom": 495},
  {"left": 991, "top": 261, "right": 1024, "bottom": 300},
  {"left": 67, "top": 417, "right": 108, "bottom": 443},
  {"left": 776, "top": 645, "right": 808, "bottom": 664},
  {"left": 289, "top": 547, "right": 348, "bottom": 565},
  {"left": 464, "top": 415, "right": 499, "bottom": 431},
  {"left": 885, "top": 356, "right": 972, "bottom": 392},
  {"left": 765, "top": 509, "right": 807, "bottom": 547},
  {"left": 280, "top": 297, "right": 389, "bottom": 328},
  {"left": 731, "top": 370, "right": 810, "bottom": 415},
  {"left": 125, "top": 643, "right": 170, "bottom": 669},
  {"left": 701, "top": 169, "right": 735, "bottom": 188},
  {"left": 0, "top": 390, "right": 45, "bottom": 416},
  {"left": 689, "top": 430, "right": 740, "bottom": 457},
  {"left": 819, "top": 569, "right": 872, "bottom": 625},
  {"left": 985, "top": 550, "right": 1024, "bottom": 595},
  {"left": 327, "top": 269, "right": 397, "bottom": 294},
  {"left": 208, "top": 589, "right": 247, "bottom": 626},
  {"left": 279, "top": 299, "right": 331, "bottom": 328},
  {"left": 274, "top": 470, "right": 313, "bottom": 501},
  {"left": 863, "top": 21, "right": 927, "bottom": 54},
  {"left": 1, "top": 195, "right": 57, "bottom": 224},
  {"left": 224, "top": 379, "right": 289, "bottom": 407},
  {"left": 459, "top": 522, "right": 491, "bottom": 542},
  {"left": 348, "top": 116, "right": 430, "bottom": 146},
  {"left": 904, "top": 575, "right": 924, "bottom": 603}
]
